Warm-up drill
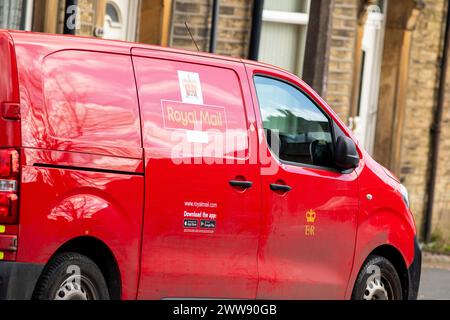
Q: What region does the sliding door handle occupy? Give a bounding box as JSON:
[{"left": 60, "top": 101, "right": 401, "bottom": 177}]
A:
[
  {"left": 270, "top": 183, "right": 292, "bottom": 192},
  {"left": 229, "top": 180, "right": 253, "bottom": 189}
]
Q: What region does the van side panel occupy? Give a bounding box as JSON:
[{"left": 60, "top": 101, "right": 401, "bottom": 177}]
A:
[
  {"left": 23, "top": 50, "right": 142, "bottom": 159},
  {"left": 14, "top": 43, "right": 144, "bottom": 299},
  {"left": 18, "top": 164, "right": 144, "bottom": 299}
]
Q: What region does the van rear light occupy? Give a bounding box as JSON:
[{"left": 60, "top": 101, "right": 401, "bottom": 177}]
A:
[
  {"left": 0, "top": 149, "right": 19, "bottom": 224},
  {"left": 0, "top": 194, "right": 18, "bottom": 224},
  {"left": 0, "top": 149, "right": 19, "bottom": 177},
  {"left": 0, "top": 180, "right": 17, "bottom": 192}
]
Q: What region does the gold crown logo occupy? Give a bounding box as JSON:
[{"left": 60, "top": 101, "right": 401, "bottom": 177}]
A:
[{"left": 306, "top": 209, "right": 316, "bottom": 223}]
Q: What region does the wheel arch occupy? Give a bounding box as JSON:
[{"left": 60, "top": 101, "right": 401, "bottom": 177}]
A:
[
  {"left": 368, "top": 244, "right": 409, "bottom": 299},
  {"left": 346, "top": 202, "right": 417, "bottom": 299},
  {"left": 33, "top": 236, "right": 122, "bottom": 300}
]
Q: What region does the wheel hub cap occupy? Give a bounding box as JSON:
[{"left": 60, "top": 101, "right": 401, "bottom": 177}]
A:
[
  {"left": 54, "top": 274, "right": 97, "bottom": 300},
  {"left": 363, "top": 277, "right": 389, "bottom": 300}
]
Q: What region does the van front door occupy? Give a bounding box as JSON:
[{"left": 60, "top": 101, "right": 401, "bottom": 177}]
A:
[
  {"left": 133, "top": 49, "right": 261, "bottom": 299},
  {"left": 247, "top": 66, "right": 359, "bottom": 299}
]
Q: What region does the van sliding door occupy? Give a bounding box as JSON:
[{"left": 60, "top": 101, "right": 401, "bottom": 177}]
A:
[{"left": 132, "top": 48, "right": 261, "bottom": 299}]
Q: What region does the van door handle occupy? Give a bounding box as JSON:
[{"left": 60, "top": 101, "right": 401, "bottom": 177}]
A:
[
  {"left": 229, "top": 180, "right": 253, "bottom": 189},
  {"left": 270, "top": 183, "right": 292, "bottom": 192}
]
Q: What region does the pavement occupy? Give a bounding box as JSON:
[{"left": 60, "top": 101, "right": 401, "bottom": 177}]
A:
[{"left": 418, "top": 252, "right": 450, "bottom": 300}]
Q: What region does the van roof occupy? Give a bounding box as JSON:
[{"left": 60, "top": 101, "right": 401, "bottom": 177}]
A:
[{"left": 5, "top": 30, "right": 287, "bottom": 74}]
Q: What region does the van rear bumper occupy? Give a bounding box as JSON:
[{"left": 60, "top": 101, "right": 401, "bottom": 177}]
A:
[
  {"left": 407, "top": 237, "right": 422, "bottom": 300},
  {"left": 0, "top": 262, "right": 44, "bottom": 300}
]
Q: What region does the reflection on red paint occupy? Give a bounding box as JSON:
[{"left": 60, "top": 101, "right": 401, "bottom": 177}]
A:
[
  {"left": 23, "top": 50, "right": 142, "bottom": 159},
  {"left": 48, "top": 195, "right": 108, "bottom": 222}
]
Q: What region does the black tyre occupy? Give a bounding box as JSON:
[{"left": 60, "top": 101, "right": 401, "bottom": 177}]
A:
[
  {"left": 352, "top": 255, "right": 403, "bottom": 300},
  {"left": 33, "top": 252, "right": 110, "bottom": 300}
]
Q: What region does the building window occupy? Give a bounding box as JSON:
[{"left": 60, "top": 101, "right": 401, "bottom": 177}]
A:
[
  {"left": 258, "top": 0, "right": 310, "bottom": 77},
  {"left": 104, "top": 2, "right": 123, "bottom": 40},
  {"left": 103, "top": 1, "right": 139, "bottom": 42},
  {"left": 106, "top": 2, "right": 121, "bottom": 24},
  {"left": 0, "top": 0, "right": 33, "bottom": 30}
]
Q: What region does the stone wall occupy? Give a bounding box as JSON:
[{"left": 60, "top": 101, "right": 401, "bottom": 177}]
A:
[
  {"left": 435, "top": 58, "right": 450, "bottom": 238},
  {"left": 76, "top": 0, "right": 96, "bottom": 36},
  {"left": 399, "top": 0, "right": 449, "bottom": 239},
  {"left": 170, "top": 0, "right": 252, "bottom": 57},
  {"left": 325, "top": 0, "right": 359, "bottom": 122},
  {"left": 324, "top": 0, "right": 449, "bottom": 242}
]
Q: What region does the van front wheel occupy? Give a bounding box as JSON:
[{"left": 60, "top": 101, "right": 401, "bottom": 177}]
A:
[
  {"left": 352, "top": 255, "right": 403, "bottom": 300},
  {"left": 33, "top": 252, "right": 110, "bottom": 300}
]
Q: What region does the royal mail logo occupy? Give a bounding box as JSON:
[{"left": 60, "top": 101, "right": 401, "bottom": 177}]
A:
[
  {"left": 178, "top": 71, "right": 204, "bottom": 105},
  {"left": 182, "top": 75, "right": 199, "bottom": 98},
  {"left": 305, "top": 209, "right": 316, "bottom": 237},
  {"left": 161, "top": 100, "right": 227, "bottom": 132}
]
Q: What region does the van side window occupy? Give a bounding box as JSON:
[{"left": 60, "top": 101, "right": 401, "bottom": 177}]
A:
[{"left": 254, "top": 76, "right": 334, "bottom": 168}]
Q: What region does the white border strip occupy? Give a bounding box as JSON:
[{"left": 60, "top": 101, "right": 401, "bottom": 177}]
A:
[{"left": 262, "top": 10, "right": 309, "bottom": 25}]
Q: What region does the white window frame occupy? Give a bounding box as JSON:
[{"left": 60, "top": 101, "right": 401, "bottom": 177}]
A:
[
  {"left": 262, "top": 10, "right": 309, "bottom": 26},
  {"left": 354, "top": 4, "right": 387, "bottom": 155},
  {"left": 260, "top": 1, "right": 311, "bottom": 76},
  {"left": 125, "top": 0, "right": 139, "bottom": 42},
  {"left": 24, "top": 0, "right": 34, "bottom": 31},
  {"left": 104, "top": 0, "right": 139, "bottom": 42},
  {"left": 0, "top": 0, "right": 33, "bottom": 30}
]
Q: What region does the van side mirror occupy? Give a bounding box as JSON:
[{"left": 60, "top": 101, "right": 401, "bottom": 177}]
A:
[{"left": 335, "top": 136, "right": 359, "bottom": 170}]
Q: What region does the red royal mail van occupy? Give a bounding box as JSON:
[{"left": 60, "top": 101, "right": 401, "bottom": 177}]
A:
[{"left": 0, "top": 30, "right": 421, "bottom": 300}]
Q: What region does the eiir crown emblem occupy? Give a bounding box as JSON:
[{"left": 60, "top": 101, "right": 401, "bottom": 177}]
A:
[{"left": 306, "top": 209, "right": 316, "bottom": 223}]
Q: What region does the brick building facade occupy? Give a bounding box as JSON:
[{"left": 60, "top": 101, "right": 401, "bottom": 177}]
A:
[
  {"left": 1, "top": 0, "right": 449, "bottom": 244},
  {"left": 168, "top": 0, "right": 450, "bottom": 244},
  {"left": 320, "top": 0, "right": 450, "bottom": 244},
  {"left": 401, "top": 0, "right": 449, "bottom": 242},
  {"left": 170, "top": 0, "right": 252, "bottom": 57},
  {"left": 325, "top": 0, "right": 358, "bottom": 120}
]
